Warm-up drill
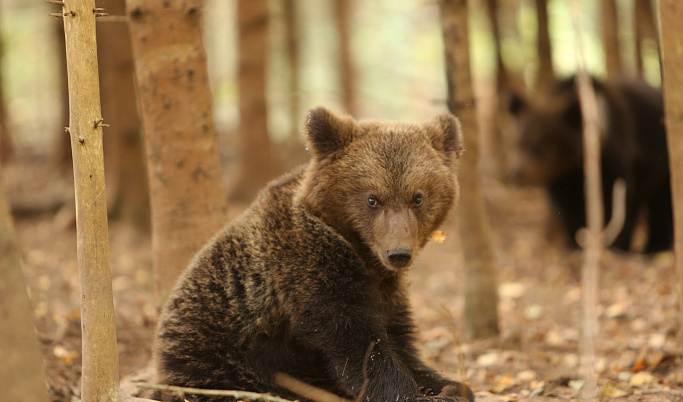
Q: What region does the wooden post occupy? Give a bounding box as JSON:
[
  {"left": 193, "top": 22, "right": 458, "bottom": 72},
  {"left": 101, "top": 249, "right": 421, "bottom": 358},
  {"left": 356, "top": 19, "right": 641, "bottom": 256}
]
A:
[{"left": 60, "top": 0, "right": 119, "bottom": 400}]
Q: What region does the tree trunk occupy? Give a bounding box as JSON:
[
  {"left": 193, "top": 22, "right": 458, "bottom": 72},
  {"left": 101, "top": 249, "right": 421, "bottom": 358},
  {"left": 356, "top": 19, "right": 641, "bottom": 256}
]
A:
[
  {"left": 335, "top": 0, "right": 356, "bottom": 116},
  {"left": 658, "top": 0, "right": 683, "bottom": 359},
  {"left": 283, "top": 0, "right": 300, "bottom": 141},
  {"left": 0, "top": 177, "right": 49, "bottom": 402},
  {"left": 440, "top": 0, "right": 500, "bottom": 339},
  {"left": 482, "top": 0, "right": 511, "bottom": 182},
  {"left": 484, "top": 0, "right": 507, "bottom": 91},
  {"left": 55, "top": 22, "right": 72, "bottom": 167},
  {"left": 96, "top": 0, "right": 150, "bottom": 229},
  {"left": 232, "top": 0, "right": 274, "bottom": 201},
  {"left": 0, "top": 36, "right": 13, "bottom": 164},
  {"left": 126, "top": 0, "right": 229, "bottom": 308},
  {"left": 534, "top": 0, "right": 553, "bottom": 89},
  {"left": 634, "top": 0, "right": 658, "bottom": 77},
  {"left": 61, "top": 0, "right": 119, "bottom": 399},
  {"left": 601, "top": 0, "right": 621, "bottom": 77}
]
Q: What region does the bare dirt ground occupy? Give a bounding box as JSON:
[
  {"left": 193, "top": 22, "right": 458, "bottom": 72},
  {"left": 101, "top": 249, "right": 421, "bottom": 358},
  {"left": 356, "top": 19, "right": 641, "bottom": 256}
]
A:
[{"left": 6, "top": 153, "right": 682, "bottom": 401}]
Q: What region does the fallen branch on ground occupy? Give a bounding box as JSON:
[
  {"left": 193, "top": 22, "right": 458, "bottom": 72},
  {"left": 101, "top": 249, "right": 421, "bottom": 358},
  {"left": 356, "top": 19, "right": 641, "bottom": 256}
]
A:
[
  {"left": 274, "top": 372, "right": 351, "bottom": 402},
  {"left": 136, "top": 383, "right": 297, "bottom": 402}
]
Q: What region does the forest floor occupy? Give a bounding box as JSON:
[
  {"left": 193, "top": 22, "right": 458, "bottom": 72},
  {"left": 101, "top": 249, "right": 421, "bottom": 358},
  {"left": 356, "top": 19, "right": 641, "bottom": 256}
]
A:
[{"left": 6, "top": 152, "right": 683, "bottom": 402}]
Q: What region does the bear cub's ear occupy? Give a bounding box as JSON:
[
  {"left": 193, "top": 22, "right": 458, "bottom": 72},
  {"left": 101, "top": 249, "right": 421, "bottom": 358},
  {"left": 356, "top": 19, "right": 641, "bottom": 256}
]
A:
[
  {"left": 304, "top": 107, "right": 357, "bottom": 160},
  {"left": 427, "top": 112, "right": 464, "bottom": 162}
]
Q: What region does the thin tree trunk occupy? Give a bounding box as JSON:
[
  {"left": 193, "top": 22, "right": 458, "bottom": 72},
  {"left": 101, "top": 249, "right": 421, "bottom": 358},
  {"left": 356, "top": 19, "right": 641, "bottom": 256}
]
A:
[
  {"left": 283, "top": 0, "right": 300, "bottom": 141},
  {"left": 482, "top": 0, "right": 510, "bottom": 182},
  {"left": 634, "top": 0, "right": 658, "bottom": 77},
  {"left": 56, "top": 22, "right": 72, "bottom": 166},
  {"left": 658, "top": 0, "right": 683, "bottom": 359},
  {"left": 335, "top": 0, "right": 356, "bottom": 116},
  {"left": 97, "top": 0, "right": 150, "bottom": 229},
  {"left": 0, "top": 177, "right": 49, "bottom": 402},
  {"left": 0, "top": 37, "right": 13, "bottom": 164},
  {"left": 440, "top": 0, "right": 500, "bottom": 339},
  {"left": 535, "top": 0, "right": 553, "bottom": 89},
  {"left": 601, "top": 0, "right": 621, "bottom": 77},
  {"left": 233, "top": 0, "right": 274, "bottom": 201},
  {"left": 126, "top": 0, "right": 229, "bottom": 308},
  {"left": 484, "top": 0, "right": 507, "bottom": 91},
  {"left": 61, "top": 0, "right": 119, "bottom": 399},
  {"left": 570, "top": 1, "right": 604, "bottom": 398}
]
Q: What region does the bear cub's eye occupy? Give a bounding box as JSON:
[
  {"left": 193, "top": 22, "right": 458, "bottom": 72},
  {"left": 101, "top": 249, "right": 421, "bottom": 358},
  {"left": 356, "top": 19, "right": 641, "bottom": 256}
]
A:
[
  {"left": 367, "top": 196, "right": 379, "bottom": 208},
  {"left": 413, "top": 193, "right": 424, "bottom": 207}
]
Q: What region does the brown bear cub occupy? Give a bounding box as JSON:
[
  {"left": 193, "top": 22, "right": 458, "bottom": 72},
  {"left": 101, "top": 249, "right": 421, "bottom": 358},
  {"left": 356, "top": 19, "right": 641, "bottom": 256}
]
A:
[
  {"left": 152, "top": 107, "right": 474, "bottom": 402},
  {"left": 508, "top": 76, "right": 672, "bottom": 253}
]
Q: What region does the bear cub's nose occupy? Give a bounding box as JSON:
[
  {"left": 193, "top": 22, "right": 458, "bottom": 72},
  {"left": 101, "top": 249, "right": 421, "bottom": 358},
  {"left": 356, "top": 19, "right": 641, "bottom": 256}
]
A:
[{"left": 387, "top": 248, "right": 412, "bottom": 268}]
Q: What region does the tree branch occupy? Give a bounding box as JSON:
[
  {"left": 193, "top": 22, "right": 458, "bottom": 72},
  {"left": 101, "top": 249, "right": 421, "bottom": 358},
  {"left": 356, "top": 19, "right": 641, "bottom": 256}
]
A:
[{"left": 137, "top": 383, "right": 298, "bottom": 402}]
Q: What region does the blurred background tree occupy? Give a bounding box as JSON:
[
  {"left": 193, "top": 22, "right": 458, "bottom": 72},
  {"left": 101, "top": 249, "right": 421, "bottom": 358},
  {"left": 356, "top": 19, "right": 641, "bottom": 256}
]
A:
[{"left": 1, "top": 0, "right": 680, "bottom": 399}]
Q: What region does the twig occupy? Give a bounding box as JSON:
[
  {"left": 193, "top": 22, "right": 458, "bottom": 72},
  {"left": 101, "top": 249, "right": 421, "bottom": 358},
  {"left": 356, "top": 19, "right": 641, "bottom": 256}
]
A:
[
  {"left": 95, "top": 15, "right": 129, "bottom": 23},
  {"left": 639, "top": 388, "right": 683, "bottom": 397},
  {"left": 441, "top": 306, "right": 468, "bottom": 385},
  {"left": 136, "top": 383, "right": 297, "bottom": 402},
  {"left": 276, "top": 341, "right": 373, "bottom": 402},
  {"left": 355, "top": 340, "right": 376, "bottom": 402},
  {"left": 274, "top": 373, "right": 351, "bottom": 402}
]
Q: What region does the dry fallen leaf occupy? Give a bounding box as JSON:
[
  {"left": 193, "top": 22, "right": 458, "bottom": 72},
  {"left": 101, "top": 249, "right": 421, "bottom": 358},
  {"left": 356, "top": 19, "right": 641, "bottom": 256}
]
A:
[
  {"left": 629, "top": 371, "right": 656, "bottom": 387},
  {"left": 601, "top": 384, "right": 628, "bottom": 398},
  {"left": 631, "top": 357, "right": 647, "bottom": 373},
  {"left": 53, "top": 345, "right": 79, "bottom": 367},
  {"left": 517, "top": 370, "right": 537, "bottom": 382},
  {"left": 431, "top": 230, "right": 447, "bottom": 243}
]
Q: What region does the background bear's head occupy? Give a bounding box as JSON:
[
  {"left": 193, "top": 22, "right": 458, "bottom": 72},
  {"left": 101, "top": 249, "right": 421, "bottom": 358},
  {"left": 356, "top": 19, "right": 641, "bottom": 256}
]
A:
[
  {"left": 298, "top": 107, "right": 462, "bottom": 273},
  {"left": 506, "top": 84, "right": 586, "bottom": 186}
]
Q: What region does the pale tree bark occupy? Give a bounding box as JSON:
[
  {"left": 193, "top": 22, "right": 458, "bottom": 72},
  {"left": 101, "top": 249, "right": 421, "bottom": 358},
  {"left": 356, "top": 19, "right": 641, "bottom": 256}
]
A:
[
  {"left": 658, "top": 0, "right": 683, "bottom": 359},
  {"left": 570, "top": 1, "right": 604, "bottom": 398},
  {"left": 440, "top": 0, "right": 500, "bottom": 338},
  {"left": 534, "top": 0, "right": 553, "bottom": 89},
  {"left": 96, "top": 0, "right": 150, "bottom": 229},
  {"left": 0, "top": 177, "right": 49, "bottom": 402},
  {"left": 335, "top": 0, "right": 356, "bottom": 116},
  {"left": 283, "top": 0, "right": 300, "bottom": 141},
  {"left": 55, "top": 23, "right": 72, "bottom": 166},
  {"left": 232, "top": 0, "right": 274, "bottom": 201},
  {"left": 601, "top": 0, "right": 621, "bottom": 77},
  {"left": 60, "top": 0, "right": 119, "bottom": 399},
  {"left": 634, "top": 0, "right": 658, "bottom": 77},
  {"left": 126, "top": 0, "right": 229, "bottom": 308}
]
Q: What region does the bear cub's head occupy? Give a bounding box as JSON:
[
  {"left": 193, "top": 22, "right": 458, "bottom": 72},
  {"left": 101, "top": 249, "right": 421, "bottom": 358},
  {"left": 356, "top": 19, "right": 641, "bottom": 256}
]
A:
[{"left": 299, "top": 107, "right": 462, "bottom": 273}]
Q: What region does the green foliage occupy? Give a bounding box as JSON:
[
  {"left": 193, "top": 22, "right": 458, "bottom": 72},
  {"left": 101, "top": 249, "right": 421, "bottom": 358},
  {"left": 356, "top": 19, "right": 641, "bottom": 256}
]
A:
[{"left": 0, "top": 0, "right": 662, "bottom": 148}]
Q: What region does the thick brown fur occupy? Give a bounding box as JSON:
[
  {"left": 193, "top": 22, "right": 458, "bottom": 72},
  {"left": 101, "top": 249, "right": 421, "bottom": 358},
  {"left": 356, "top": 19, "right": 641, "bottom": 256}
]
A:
[
  {"left": 153, "top": 107, "right": 474, "bottom": 402},
  {"left": 508, "top": 77, "right": 672, "bottom": 253}
]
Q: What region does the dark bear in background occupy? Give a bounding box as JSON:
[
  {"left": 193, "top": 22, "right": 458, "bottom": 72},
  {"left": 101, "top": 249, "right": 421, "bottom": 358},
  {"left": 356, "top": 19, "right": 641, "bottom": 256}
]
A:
[
  {"left": 153, "top": 107, "right": 474, "bottom": 402},
  {"left": 508, "top": 76, "right": 672, "bottom": 253}
]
